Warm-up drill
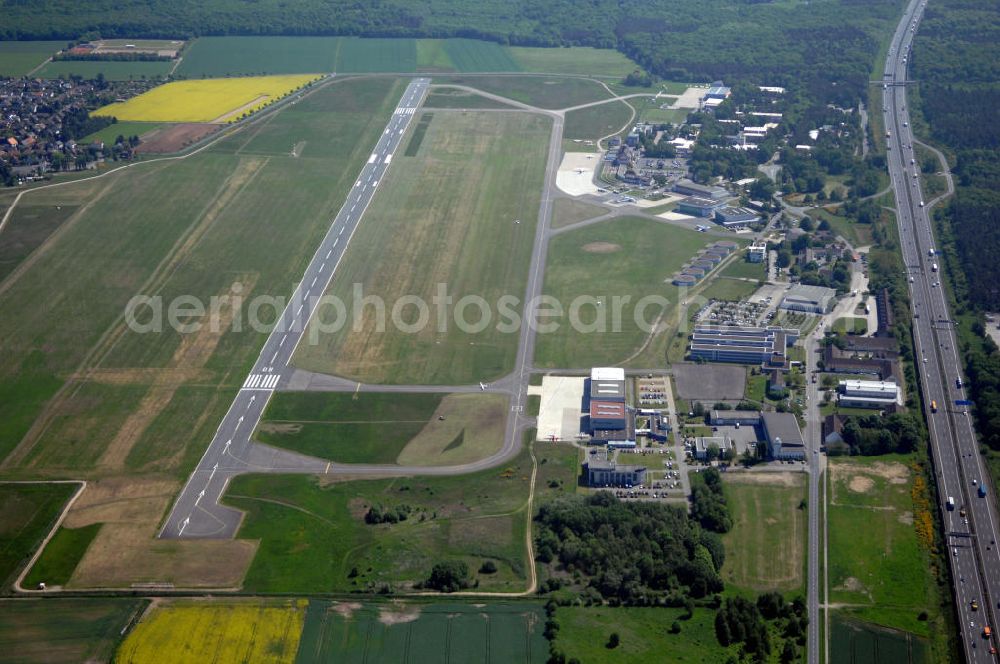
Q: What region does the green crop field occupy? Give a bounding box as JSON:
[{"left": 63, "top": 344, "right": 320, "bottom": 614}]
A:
[
  {"left": 508, "top": 46, "right": 638, "bottom": 77},
  {"left": 0, "top": 204, "right": 79, "bottom": 283},
  {"left": 551, "top": 606, "right": 737, "bottom": 663},
  {"left": 336, "top": 38, "right": 417, "bottom": 73},
  {"left": 255, "top": 391, "right": 506, "bottom": 466},
  {"left": 81, "top": 121, "right": 162, "bottom": 146},
  {"left": 294, "top": 110, "right": 550, "bottom": 385},
  {"left": 534, "top": 217, "right": 709, "bottom": 369},
  {"left": 0, "top": 76, "right": 403, "bottom": 473},
  {"left": 22, "top": 523, "right": 100, "bottom": 587},
  {"left": 0, "top": 41, "right": 62, "bottom": 76},
  {"left": 828, "top": 456, "right": 940, "bottom": 636},
  {"left": 563, "top": 100, "right": 633, "bottom": 141},
  {"left": 831, "top": 614, "right": 928, "bottom": 664},
  {"left": 0, "top": 598, "right": 145, "bottom": 664},
  {"left": 722, "top": 473, "right": 807, "bottom": 594},
  {"left": 176, "top": 36, "right": 340, "bottom": 77},
  {"left": 226, "top": 445, "right": 545, "bottom": 593},
  {"left": 296, "top": 601, "right": 547, "bottom": 664},
  {"left": 441, "top": 39, "right": 520, "bottom": 72},
  {"left": 434, "top": 75, "right": 613, "bottom": 109},
  {"left": 0, "top": 483, "right": 77, "bottom": 590},
  {"left": 37, "top": 60, "right": 173, "bottom": 81}
]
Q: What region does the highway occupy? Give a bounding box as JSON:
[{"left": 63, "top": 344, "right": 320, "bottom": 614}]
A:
[
  {"left": 882, "top": 1, "right": 1000, "bottom": 660},
  {"left": 159, "top": 78, "right": 431, "bottom": 539}
]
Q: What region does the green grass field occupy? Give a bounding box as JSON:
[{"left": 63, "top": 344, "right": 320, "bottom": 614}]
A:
[
  {"left": 439, "top": 39, "right": 520, "bottom": 72},
  {"left": 433, "top": 75, "right": 613, "bottom": 109},
  {"left": 337, "top": 38, "right": 417, "bottom": 73},
  {"left": 0, "top": 41, "right": 63, "bottom": 76},
  {"left": 807, "top": 207, "right": 874, "bottom": 247},
  {"left": 0, "top": 76, "right": 404, "bottom": 473},
  {"left": 294, "top": 110, "right": 550, "bottom": 385},
  {"left": 534, "top": 217, "right": 710, "bottom": 368},
  {"left": 22, "top": 523, "right": 100, "bottom": 587},
  {"left": 563, "top": 100, "right": 633, "bottom": 141},
  {"left": 37, "top": 59, "right": 173, "bottom": 80},
  {"left": 508, "top": 46, "right": 638, "bottom": 77},
  {"left": 255, "top": 391, "right": 507, "bottom": 466},
  {"left": 296, "top": 601, "right": 547, "bottom": 663},
  {"left": 0, "top": 598, "right": 146, "bottom": 664},
  {"left": 833, "top": 316, "right": 869, "bottom": 335},
  {"left": 551, "top": 606, "right": 737, "bottom": 663},
  {"left": 551, "top": 198, "right": 608, "bottom": 229},
  {"left": 81, "top": 121, "right": 163, "bottom": 145},
  {"left": 226, "top": 450, "right": 533, "bottom": 592},
  {"left": 698, "top": 275, "right": 759, "bottom": 302},
  {"left": 831, "top": 613, "right": 928, "bottom": 664},
  {"left": 422, "top": 87, "right": 514, "bottom": 109},
  {"left": 828, "top": 456, "right": 940, "bottom": 636},
  {"left": 0, "top": 204, "right": 79, "bottom": 283},
  {"left": 0, "top": 482, "right": 77, "bottom": 590},
  {"left": 718, "top": 256, "right": 766, "bottom": 281},
  {"left": 722, "top": 474, "right": 807, "bottom": 594}
]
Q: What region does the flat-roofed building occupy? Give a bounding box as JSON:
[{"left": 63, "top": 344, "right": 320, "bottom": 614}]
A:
[
  {"left": 673, "top": 178, "right": 730, "bottom": 201},
  {"left": 837, "top": 379, "right": 902, "bottom": 408},
  {"left": 589, "top": 378, "right": 625, "bottom": 402},
  {"left": 689, "top": 325, "right": 800, "bottom": 365},
  {"left": 709, "top": 410, "right": 761, "bottom": 426},
  {"left": 714, "top": 206, "right": 761, "bottom": 230},
  {"left": 747, "top": 241, "right": 767, "bottom": 262},
  {"left": 590, "top": 399, "right": 627, "bottom": 430},
  {"left": 584, "top": 459, "right": 647, "bottom": 487},
  {"left": 761, "top": 411, "right": 805, "bottom": 460},
  {"left": 677, "top": 196, "right": 727, "bottom": 218},
  {"left": 694, "top": 435, "right": 734, "bottom": 460},
  {"left": 780, "top": 284, "right": 836, "bottom": 314}
]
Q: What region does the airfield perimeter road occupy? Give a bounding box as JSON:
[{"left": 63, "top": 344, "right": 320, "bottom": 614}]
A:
[
  {"left": 884, "top": 0, "right": 1000, "bottom": 660},
  {"left": 160, "top": 78, "right": 432, "bottom": 539}
]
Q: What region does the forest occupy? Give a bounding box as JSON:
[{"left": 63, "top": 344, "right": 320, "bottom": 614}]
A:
[{"left": 0, "top": 0, "right": 900, "bottom": 107}]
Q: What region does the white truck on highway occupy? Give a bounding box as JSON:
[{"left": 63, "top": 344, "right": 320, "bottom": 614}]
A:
[
  {"left": 947, "top": 496, "right": 956, "bottom": 510},
  {"left": 932, "top": 263, "right": 939, "bottom": 272}
]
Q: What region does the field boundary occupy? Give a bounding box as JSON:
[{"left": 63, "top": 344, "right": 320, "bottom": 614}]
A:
[{"left": 8, "top": 479, "right": 87, "bottom": 593}]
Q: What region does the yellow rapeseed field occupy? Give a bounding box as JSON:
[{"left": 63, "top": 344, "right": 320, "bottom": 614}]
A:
[
  {"left": 115, "top": 599, "right": 307, "bottom": 663},
  {"left": 94, "top": 74, "right": 321, "bottom": 123}
]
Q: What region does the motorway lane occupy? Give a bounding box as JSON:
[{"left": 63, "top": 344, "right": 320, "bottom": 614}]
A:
[
  {"left": 160, "top": 78, "right": 431, "bottom": 539},
  {"left": 882, "top": 2, "right": 1000, "bottom": 659}
]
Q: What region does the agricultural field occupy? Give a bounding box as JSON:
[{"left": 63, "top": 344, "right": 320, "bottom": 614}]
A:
[
  {"left": 563, "top": 100, "right": 633, "bottom": 141},
  {"left": 23, "top": 522, "right": 101, "bottom": 587},
  {"left": 0, "top": 204, "right": 80, "bottom": 283},
  {"left": 0, "top": 598, "right": 146, "bottom": 664},
  {"left": 296, "top": 601, "right": 547, "bottom": 663},
  {"left": 508, "top": 46, "right": 639, "bottom": 77},
  {"left": 431, "top": 39, "right": 520, "bottom": 72},
  {"left": 721, "top": 472, "right": 807, "bottom": 594},
  {"left": 255, "top": 392, "right": 506, "bottom": 466},
  {"left": 36, "top": 59, "right": 173, "bottom": 81},
  {"left": 551, "top": 606, "right": 736, "bottom": 663},
  {"left": 176, "top": 36, "right": 340, "bottom": 77},
  {"left": 433, "top": 75, "right": 613, "bottom": 109},
  {"left": 827, "top": 455, "right": 941, "bottom": 637},
  {"left": 224, "top": 443, "right": 572, "bottom": 593},
  {"left": 0, "top": 482, "right": 77, "bottom": 590},
  {"left": 294, "top": 110, "right": 550, "bottom": 385},
  {"left": 116, "top": 599, "right": 306, "bottom": 664},
  {"left": 0, "top": 41, "right": 62, "bottom": 76},
  {"left": 94, "top": 74, "right": 321, "bottom": 123},
  {"left": 534, "top": 217, "right": 710, "bottom": 369},
  {"left": 81, "top": 121, "right": 163, "bottom": 145},
  {"left": 831, "top": 614, "right": 928, "bottom": 664}
]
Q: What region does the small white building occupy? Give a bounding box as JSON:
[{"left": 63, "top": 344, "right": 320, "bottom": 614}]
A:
[{"left": 837, "top": 379, "right": 902, "bottom": 408}]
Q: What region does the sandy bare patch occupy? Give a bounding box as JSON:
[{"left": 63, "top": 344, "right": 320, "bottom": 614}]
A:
[
  {"left": 582, "top": 241, "right": 621, "bottom": 254},
  {"left": 258, "top": 422, "right": 303, "bottom": 435},
  {"left": 78, "top": 367, "right": 211, "bottom": 385},
  {"left": 136, "top": 123, "right": 219, "bottom": 154},
  {"left": 848, "top": 476, "right": 875, "bottom": 493},
  {"left": 331, "top": 602, "right": 363, "bottom": 618},
  {"left": 724, "top": 471, "right": 804, "bottom": 488},
  {"left": 837, "top": 577, "right": 869, "bottom": 595},
  {"left": 379, "top": 604, "right": 421, "bottom": 625},
  {"left": 898, "top": 511, "right": 914, "bottom": 525}
]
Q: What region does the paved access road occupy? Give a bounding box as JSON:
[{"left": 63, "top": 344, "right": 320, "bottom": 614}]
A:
[
  {"left": 160, "top": 78, "right": 431, "bottom": 539},
  {"left": 883, "top": 2, "right": 1000, "bottom": 660}
]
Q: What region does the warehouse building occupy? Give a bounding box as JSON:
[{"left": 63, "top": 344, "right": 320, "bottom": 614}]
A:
[
  {"left": 590, "top": 400, "right": 627, "bottom": 430},
  {"left": 688, "top": 325, "right": 800, "bottom": 366},
  {"left": 583, "top": 459, "right": 647, "bottom": 487},
  {"left": 761, "top": 411, "right": 805, "bottom": 460},
  {"left": 709, "top": 410, "right": 761, "bottom": 426},
  {"left": 677, "top": 196, "right": 728, "bottom": 218},
  {"left": 837, "top": 379, "right": 902, "bottom": 408},
  {"left": 673, "top": 179, "right": 731, "bottom": 201},
  {"left": 779, "top": 284, "right": 836, "bottom": 314}
]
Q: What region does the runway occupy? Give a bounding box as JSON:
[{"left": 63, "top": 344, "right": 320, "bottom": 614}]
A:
[{"left": 160, "top": 77, "right": 431, "bottom": 539}]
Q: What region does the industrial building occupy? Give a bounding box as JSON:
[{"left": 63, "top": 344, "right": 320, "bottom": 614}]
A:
[
  {"left": 587, "top": 367, "right": 634, "bottom": 446},
  {"left": 583, "top": 459, "right": 647, "bottom": 487},
  {"left": 761, "top": 411, "right": 805, "bottom": 460},
  {"left": 714, "top": 206, "right": 762, "bottom": 230},
  {"left": 694, "top": 436, "right": 734, "bottom": 460},
  {"left": 837, "top": 379, "right": 902, "bottom": 408},
  {"left": 779, "top": 284, "right": 836, "bottom": 314},
  {"left": 590, "top": 400, "right": 627, "bottom": 430},
  {"left": 590, "top": 367, "right": 626, "bottom": 401},
  {"left": 709, "top": 410, "right": 761, "bottom": 426},
  {"left": 677, "top": 196, "right": 727, "bottom": 218},
  {"left": 688, "top": 325, "right": 800, "bottom": 366},
  {"left": 673, "top": 179, "right": 730, "bottom": 201}
]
